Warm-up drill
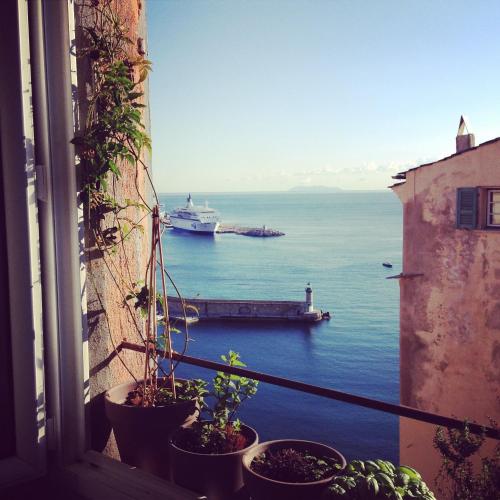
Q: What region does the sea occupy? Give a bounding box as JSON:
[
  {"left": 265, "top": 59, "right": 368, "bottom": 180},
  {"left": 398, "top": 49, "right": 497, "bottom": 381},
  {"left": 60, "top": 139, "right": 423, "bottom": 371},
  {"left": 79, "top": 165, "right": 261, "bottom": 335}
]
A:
[{"left": 158, "top": 191, "right": 402, "bottom": 463}]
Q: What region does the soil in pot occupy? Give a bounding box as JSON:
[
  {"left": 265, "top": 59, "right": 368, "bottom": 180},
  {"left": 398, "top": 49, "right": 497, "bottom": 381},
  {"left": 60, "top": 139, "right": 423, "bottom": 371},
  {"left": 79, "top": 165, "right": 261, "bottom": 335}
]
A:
[
  {"left": 104, "top": 378, "right": 201, "bottom": 479},
  {"left": 169, "top": 421, "right": 259, "bottom": 500},
  {"left": 242, "top": 440, "right": 346, "bottom": 500},
  {"left": 251, "top": 447, "right": 340, "bottom": 483}
]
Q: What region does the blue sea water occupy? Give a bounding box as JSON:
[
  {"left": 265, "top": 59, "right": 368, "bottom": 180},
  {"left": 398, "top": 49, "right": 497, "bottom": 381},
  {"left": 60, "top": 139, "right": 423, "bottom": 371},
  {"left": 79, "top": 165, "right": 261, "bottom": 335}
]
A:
[{"left": 159, "top": 191, "right": 402, "bottom": 462}]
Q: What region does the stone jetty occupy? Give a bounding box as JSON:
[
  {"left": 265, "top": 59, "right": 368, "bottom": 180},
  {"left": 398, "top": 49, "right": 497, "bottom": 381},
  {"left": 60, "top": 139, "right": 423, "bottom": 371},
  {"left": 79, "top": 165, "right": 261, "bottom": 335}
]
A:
[
  {"left": 168, "top": 285, "right": 330, "bottom": 322},
  {"left": 217, "top": 224, "right": 284, "bottom": 237}
]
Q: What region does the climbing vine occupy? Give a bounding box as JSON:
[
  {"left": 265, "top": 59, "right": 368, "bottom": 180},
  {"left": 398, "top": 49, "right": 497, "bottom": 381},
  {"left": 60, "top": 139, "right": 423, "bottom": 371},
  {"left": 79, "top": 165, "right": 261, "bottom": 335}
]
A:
[
  {"left": 73, "top": 0, "right": 153, "bottom": 243},
  {"left": 434, "top": 420, "right": 500, "bottom": 499},
  {"left": 72, "top": 0, "right": 192, "bottom": 399}
]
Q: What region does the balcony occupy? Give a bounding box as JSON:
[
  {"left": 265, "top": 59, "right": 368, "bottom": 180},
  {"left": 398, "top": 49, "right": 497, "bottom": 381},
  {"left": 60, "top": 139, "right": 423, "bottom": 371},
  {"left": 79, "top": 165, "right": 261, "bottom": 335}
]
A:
[{"left": 86, "top": 341, "right": 498, "bottom": 500}]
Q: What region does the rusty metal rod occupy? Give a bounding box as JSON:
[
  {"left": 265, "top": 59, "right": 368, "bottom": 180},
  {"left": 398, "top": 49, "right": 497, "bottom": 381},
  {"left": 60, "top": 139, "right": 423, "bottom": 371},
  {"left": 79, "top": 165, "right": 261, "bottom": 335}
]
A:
[{"left": 121, "top": 341, "right": 499, "bottom": 440}]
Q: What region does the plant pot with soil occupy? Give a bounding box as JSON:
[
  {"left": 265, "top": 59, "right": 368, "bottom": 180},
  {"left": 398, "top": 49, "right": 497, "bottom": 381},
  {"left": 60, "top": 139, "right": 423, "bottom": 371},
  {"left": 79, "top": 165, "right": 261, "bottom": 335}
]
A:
[
  {"left": 242, "top": 439, "right": 347, "bottom": 500},
  {"left": 169, "top": 351, "right": 259, "bottom": 500},
  {"left": 105, "top": 376, "right": 206, "bottom": 479},
  {"left": 104, "top": 205, "right": 208, "bottom": 479}
]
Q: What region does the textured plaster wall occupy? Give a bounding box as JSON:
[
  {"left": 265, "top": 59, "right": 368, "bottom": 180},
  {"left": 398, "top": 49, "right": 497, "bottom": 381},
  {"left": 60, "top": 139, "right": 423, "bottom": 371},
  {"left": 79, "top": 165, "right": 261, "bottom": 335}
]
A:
[
  {"left": 392, "top": 140, "right": 500, "bottom": 493},
  {"left": 74, "top": 0, "right": 150, "bottom": 459}
]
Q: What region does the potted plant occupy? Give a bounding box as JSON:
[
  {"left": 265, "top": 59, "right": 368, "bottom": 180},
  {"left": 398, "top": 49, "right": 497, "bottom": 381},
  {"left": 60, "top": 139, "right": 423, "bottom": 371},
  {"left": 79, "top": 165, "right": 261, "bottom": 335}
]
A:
[
  {"left": 242, "top": 439, "right": 346, "bottom": 500},
  {"left": 104, "top": 206, "right": 207, "bottom": 479},
  {"left": 169, "top": 350, "right": 259, "bottom": 500},
  {"left": 105, "top": 376, "right": 207, "bottom": 479},
  {"left": 326, "top": 459, "right": 436, "bottom": 499}
]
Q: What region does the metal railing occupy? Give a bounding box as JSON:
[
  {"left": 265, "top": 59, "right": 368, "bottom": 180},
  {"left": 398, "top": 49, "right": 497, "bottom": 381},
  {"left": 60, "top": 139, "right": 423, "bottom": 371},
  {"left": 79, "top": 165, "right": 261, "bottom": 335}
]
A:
[{"left": 121, "top": 341, "right": 499, "bottom": 440}]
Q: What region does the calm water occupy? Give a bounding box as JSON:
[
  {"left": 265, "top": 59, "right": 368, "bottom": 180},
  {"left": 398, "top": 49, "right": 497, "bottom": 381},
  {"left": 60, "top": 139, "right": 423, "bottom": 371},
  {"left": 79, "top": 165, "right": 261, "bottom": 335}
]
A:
[{"left": 159, "top": 191, "right": 402, "bottom": 462}]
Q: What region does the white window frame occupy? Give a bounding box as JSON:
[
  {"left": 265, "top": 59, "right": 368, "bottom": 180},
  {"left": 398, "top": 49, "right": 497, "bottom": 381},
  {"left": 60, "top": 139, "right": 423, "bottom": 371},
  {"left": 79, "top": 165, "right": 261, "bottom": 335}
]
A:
[
  {"left": 0, "top": 1, "right": 197, "bottom": 498},
  {"left": 487, "top": 189, "right": 500, "bottom": 228},
  {"left": 0, "top": 0, "right": 46, "bottom": 487}
]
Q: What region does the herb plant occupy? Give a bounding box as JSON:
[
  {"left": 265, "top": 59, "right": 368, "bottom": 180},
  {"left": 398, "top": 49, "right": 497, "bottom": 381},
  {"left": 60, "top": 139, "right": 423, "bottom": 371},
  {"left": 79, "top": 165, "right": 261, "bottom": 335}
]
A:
[
  {"left": 251, "top": 448, "right": 341, "bottom": 483},
  {"left": 172, "top": 351, "right": 259, "bottom": 454},
  {"left": 211, "top": 351, "right": 259, "bottom": 428},
  {"left": 125, "top": 378, "right": 208, "bottom": 408},
  {"left": 327, "top": 459, "right": 436, "bottom": 499}
]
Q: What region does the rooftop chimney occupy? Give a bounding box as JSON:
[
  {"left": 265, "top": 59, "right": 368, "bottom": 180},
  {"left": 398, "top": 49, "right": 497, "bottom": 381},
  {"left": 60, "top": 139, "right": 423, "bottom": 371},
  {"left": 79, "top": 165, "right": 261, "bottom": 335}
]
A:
[{"left": 456, "top": 115, "right": 475, "bottom": 153}]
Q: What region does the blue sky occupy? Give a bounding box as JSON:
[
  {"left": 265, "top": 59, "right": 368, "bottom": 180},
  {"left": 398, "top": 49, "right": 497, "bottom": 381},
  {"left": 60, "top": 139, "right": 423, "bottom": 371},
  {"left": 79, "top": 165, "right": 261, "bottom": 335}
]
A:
[{"left": 147, "top": 0, "right": 500, "bottom": 192}]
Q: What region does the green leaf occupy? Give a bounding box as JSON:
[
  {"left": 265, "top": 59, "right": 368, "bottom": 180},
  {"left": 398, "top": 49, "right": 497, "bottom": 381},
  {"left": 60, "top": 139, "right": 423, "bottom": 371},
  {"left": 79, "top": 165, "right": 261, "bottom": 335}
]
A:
[
  {"left": 108, "top": 160, "right": 121, "bottom": 177},
  {"left": 397, "top": 466, "right": 421, "bottom": 481},
  {"left": 127, "top": 92, "right": 143, "bottom": 100}
]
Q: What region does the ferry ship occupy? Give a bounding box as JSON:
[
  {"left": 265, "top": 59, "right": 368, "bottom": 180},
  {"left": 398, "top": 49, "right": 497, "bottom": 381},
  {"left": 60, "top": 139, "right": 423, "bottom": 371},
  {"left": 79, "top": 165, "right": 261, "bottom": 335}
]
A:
[{"left": 169, "top": 194, "right": 220, "bottom": 234}]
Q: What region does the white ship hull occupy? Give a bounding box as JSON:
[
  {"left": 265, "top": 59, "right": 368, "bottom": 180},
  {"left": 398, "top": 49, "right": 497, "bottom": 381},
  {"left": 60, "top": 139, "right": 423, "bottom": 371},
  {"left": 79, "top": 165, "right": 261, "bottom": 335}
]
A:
[{"left": 170, "top": 215, "right": 220, "bottom": 234}]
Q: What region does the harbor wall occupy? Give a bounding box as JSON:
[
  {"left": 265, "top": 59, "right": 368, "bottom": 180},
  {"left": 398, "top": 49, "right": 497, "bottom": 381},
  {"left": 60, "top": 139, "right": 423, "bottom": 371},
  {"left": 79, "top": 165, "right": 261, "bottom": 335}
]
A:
[{"left": 167, "top": 296, "right": 314, "bottom": 320}]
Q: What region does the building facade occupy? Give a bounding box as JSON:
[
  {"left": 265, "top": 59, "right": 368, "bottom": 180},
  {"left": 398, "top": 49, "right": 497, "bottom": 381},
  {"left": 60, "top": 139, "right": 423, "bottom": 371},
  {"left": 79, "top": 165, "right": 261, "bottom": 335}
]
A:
[{"left": 391, "top": 119, "right": 500, "bottom": 489}]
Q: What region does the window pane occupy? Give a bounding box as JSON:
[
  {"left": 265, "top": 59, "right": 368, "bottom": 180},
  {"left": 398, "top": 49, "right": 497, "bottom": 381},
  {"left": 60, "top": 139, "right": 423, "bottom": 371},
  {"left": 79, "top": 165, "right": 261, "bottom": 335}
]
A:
[
  {"left": 490, "top": 191, "right": 500, "bottom": 202},
  {"left": 490, "top": 213, "right": 500, "bottom": 225}
]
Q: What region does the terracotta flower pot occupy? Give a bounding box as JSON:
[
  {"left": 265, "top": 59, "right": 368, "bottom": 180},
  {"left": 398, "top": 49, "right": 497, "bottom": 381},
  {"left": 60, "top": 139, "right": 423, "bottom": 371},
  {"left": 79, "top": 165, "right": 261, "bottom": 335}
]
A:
[
  {"left": 169, "top": 422, "right": 259, "bottom": 500},
  {"left": 104, "top": 378, "right": 198, "bottom": 479},
  {"left": 242, "top": 439, "right": 347, "bottom": 500}
]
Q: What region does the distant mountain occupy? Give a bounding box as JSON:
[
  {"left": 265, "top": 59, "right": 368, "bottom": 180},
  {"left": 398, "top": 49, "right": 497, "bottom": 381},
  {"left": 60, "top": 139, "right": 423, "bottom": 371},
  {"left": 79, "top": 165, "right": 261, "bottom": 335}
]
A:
[{"left": 288, "top": 185, "right": 343, "bottom": 193}]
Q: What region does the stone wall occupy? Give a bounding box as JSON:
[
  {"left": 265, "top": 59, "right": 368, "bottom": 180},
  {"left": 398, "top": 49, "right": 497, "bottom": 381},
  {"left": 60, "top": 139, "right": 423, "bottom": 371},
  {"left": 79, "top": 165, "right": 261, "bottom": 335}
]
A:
[
  {"left": 168, "top": 296, "right": 308, "bottom": 320},
  {"left": 74, "top": 0, "right": 151, "bottom": 459},
  {"left": 392, "top": 139, "right": 500, "bottom": 494}
]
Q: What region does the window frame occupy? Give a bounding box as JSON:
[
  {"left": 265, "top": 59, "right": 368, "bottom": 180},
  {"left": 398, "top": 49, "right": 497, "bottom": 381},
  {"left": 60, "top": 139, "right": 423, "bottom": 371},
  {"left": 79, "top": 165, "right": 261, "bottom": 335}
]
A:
[
  {"left": 0, "top": 0, "right": 46, "bottom": 487},
  {"left": 486, "top": 189, "right": 500, "bottom": 228},
  {"left": 0, "top": 1, "right": 196, "bottom": 498},
  {"left": 456, "top": 186, "right": 500, "bottom": 230}
]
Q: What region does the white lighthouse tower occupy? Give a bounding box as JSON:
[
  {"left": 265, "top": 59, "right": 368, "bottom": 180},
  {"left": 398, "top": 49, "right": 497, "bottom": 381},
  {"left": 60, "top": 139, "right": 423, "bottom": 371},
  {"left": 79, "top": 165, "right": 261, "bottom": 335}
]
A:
[{"left": 305, "top": 283, "right": 313, "bottom": 313}]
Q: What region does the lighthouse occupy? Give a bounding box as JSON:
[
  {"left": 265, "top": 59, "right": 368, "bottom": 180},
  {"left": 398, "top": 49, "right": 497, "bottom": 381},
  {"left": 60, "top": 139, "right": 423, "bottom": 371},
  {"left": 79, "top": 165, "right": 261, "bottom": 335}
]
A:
[{"left": 305, "top": 283, "right": 313, "bottom": 312}]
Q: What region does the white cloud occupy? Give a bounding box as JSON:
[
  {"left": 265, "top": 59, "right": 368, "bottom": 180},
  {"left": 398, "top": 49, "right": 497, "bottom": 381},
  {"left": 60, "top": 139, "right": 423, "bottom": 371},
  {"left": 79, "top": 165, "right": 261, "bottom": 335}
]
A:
[{"left": 230, "top": 157, "right": 439, "bottom": 191}]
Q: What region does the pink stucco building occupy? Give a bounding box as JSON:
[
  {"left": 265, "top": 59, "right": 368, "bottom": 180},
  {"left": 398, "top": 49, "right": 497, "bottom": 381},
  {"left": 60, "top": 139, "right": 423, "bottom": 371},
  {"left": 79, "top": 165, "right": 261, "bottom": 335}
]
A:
[{"left": 391, "top": 118, "right": 500, "bottom": 490}]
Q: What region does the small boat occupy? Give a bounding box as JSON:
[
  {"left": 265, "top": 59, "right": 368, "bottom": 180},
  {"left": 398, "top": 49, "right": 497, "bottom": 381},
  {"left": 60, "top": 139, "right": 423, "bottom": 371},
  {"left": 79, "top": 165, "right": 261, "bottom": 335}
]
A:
[
  {"left": 382, "top": 262, "right": 393, "bottom": 268},
  {"left": 159, "top": 211, "right": 173, "bottom": 227},
  {"left": 157, "top": 314, "right": 199, "bottom": 324},
  {"left": 170, "top": 315, "right": 199, "bottom": 324}
]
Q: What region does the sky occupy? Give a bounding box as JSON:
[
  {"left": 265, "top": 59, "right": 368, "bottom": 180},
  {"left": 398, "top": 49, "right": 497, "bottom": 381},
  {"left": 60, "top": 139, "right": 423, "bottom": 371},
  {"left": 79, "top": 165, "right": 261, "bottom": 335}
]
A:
[{"left": 147, "top": 0, "right": 500, "bottom": 192}]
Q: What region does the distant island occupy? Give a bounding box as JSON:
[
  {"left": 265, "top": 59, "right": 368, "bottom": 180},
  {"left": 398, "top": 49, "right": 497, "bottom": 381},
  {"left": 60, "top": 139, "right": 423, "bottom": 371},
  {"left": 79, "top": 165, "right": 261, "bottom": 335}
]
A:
[{"left": 288, "top": 185, "right": 343, "bottom": 193}]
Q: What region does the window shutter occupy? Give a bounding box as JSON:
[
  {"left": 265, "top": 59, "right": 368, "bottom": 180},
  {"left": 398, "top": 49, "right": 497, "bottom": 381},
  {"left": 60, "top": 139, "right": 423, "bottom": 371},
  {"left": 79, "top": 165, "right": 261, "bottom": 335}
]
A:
[{"left": 456, "top": 188, "right": 478, "bottom": 229}]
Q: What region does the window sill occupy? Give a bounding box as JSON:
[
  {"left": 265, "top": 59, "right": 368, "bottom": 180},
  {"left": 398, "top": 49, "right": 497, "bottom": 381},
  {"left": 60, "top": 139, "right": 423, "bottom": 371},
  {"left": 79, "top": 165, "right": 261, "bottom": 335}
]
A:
[
  {"left": 472, "top": 228, "right": 500, "bottom": 233},
  {"left": 0, "top": 456, "right": 45, "bottom": 489},
  {"left": 60, "top": 451, "right": 202, "bottom": 500}
]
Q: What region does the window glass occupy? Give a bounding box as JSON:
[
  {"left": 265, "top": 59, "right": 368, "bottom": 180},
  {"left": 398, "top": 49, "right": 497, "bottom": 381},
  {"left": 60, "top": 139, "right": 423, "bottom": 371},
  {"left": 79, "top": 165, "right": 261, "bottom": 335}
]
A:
[{"left": 488, "top": 190, "right": 500, "bottom": 226}]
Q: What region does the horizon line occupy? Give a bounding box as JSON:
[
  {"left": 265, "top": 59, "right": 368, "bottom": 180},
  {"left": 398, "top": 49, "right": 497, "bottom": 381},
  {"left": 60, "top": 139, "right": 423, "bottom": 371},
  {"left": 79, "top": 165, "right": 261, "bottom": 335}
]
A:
[{"left": 156, "top": 188, "right": 391, "bottom": 195}]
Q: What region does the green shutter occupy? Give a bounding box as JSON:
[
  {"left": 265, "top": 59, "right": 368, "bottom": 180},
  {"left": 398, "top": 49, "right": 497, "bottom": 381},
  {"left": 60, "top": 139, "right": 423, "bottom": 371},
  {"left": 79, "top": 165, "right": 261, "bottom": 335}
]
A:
[{"left": 456, "top": 188, "right": 478, "bottom": 229}]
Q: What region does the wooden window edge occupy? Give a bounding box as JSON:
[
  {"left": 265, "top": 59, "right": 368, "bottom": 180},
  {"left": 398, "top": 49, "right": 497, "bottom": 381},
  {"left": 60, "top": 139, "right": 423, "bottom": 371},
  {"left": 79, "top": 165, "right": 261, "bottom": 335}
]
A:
[{"left": 59, "top": 451, "right": 201, "bottom": 500}]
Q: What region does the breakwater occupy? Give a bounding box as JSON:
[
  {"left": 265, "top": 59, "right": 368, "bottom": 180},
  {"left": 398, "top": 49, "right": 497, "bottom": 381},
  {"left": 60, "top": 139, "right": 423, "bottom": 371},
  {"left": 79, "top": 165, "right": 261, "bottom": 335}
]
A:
[
  {"left": 168, "top": 289, "right": 327, "bottom": 322},
  {"left": 160, "top": 216, "right": 284, "bottom": 237},
  {"left": 217, "top": 224, "right": 284, "bottom": 237}
]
